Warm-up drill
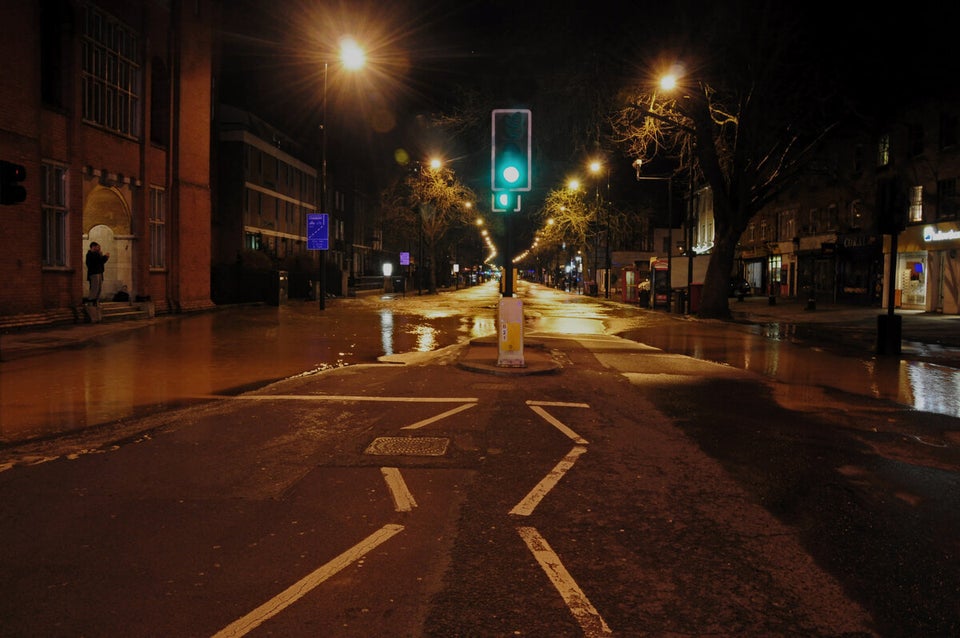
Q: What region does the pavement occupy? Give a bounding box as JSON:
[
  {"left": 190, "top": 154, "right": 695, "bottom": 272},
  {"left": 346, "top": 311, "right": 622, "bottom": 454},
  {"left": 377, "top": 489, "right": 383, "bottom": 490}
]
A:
[{"left": 2, "top": 292, "right": 959, "bottom": 369}]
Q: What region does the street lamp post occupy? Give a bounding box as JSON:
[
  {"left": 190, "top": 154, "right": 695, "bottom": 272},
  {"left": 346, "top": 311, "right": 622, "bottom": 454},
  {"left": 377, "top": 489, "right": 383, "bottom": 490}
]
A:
[
  {"left": 318, "top": 61, "right": 329, "bottom": 310},
  {"left": 589, "top": 160, "right": 611, "bottom": 298},
  {"left": 317, "top": 38, "right": 366, "bottom": 311},
  {"left": 633, "top": 159, "right": 673, "bottom": 311}
]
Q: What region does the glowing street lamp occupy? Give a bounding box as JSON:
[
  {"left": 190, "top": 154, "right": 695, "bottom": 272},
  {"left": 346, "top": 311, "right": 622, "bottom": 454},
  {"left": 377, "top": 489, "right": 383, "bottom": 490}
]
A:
[{"left": 319, "top": 37, "right": 366, "bottom": 309}]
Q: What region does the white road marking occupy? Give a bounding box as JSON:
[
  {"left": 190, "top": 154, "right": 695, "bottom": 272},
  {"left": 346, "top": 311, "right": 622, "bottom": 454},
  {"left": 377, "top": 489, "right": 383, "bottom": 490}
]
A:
[
  {"left": 517, "top": 526, "right": 612, "bottom": 636},
  {"left": 526, "top": 400, "right": 590, "bottom": 408},
  {"left": 229, "top": 395, "right": 478, "bottom": 403},
  {"left": 510, "top": 446, "right": 588, "bottom": 516},
  {"left": 402, "top": 402, "right": 477, "bottom": 430},
  {"left": 381, "top": 467, "right": 418, "bottom": 511},
  {"left": 211, "top": 524, "right": 405, "bottom": 638},
  {"left": 528, "top": 405, "right": 589, "bottom": 444}
]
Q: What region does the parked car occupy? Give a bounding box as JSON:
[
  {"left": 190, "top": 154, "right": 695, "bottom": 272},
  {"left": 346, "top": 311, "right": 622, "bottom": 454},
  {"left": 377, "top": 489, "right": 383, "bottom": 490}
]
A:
[{"left": 729, "top": 277, "right": 751, "bottom": 297}]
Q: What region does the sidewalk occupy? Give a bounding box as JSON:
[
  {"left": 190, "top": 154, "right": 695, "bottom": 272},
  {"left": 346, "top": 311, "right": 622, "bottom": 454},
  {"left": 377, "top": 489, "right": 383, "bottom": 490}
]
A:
[{"left": 724, "top": 295, "right": 960, "bottom": 350}]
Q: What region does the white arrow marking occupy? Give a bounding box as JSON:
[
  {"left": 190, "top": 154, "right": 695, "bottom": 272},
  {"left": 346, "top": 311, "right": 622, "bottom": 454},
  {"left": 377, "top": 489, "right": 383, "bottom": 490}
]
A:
[
  {"left": 510, "top": 445, "right": 588, "bottom": 516},
  {"left": 211, "top": 524, "right": 404, "bottom": 638},
  {"left": 517, "top": 526, "right": 612, "bottom": 636},
  {"left": 529, "top": 405, "right": 588, "bottom": 444},
  {"left": 526, "top": 400, "right": 590, "bottom": 408}
]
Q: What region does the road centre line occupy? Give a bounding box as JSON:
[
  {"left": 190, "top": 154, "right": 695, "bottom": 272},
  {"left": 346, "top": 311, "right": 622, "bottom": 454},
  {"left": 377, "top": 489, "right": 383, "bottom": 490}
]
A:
[
  {"left": 230, "top": 395, "right": 479, "bottom": 403},
  {"left": 517, "top": 526, "right": 612, "bottom": 636},
  {"left": 381, "top": 467, "right": 418, "bottom": 511},
  {"left": 526, "top": 400, "right": 591, "bottom": 408},
  {"left": 528, "top": 405, "right": 589, "bottom": 444},
  {"left": 211, "top": 524, "right": 405, "bottom": 638},
  {"left": 402, "top": 402, "right": 476, "bottom": 430},
  {"left": 510, "top": 446, "right": 588, "bottom": 516}
]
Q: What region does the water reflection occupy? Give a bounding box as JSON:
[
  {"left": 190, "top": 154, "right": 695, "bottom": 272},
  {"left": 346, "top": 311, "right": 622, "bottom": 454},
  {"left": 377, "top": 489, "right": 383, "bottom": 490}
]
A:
[
  {"left": 380, "top": 309, "right": 394, "bottom": 356},
  {"left": 0, "top": 303, "right": 469, "bottom": 444},
  {"left": 909, "top": 362, "right": 960, "bottom": 416},
  {"left": 623, "top": 322, "right": 960, "bottom": 417}
]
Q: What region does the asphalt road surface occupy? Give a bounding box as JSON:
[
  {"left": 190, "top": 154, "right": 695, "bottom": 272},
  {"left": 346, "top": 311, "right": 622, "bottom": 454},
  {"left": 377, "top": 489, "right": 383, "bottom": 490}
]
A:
[{"left": 0, "top": 282, "right": 957, "bottom": 637}]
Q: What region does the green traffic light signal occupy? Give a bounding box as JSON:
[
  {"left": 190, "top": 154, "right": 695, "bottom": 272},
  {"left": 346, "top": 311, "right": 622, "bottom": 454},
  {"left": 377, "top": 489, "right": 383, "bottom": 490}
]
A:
[
  {"left": 492, "top": 192, "right": 521, "bottom": 212},
  {"left": 491, "top": 109, "right": 531, "bottom": 192}
]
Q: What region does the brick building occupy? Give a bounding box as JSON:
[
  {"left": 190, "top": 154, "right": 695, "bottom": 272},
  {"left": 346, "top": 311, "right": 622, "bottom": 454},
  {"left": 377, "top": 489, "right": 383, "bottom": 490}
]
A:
[{"left": 0, "top": 0, "right": 215, "bottom": 323}]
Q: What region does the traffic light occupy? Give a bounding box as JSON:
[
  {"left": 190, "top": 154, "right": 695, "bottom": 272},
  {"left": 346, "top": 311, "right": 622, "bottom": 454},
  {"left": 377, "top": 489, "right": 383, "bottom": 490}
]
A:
[
  {"left": 491, "top": 109, "right": 531, "bottom": 193},
  {"left": 0, "top": 160, "right": 26, "bottom": 205},
  {"left": 492, "top": 192, "right": 521, "bottom": 213}
]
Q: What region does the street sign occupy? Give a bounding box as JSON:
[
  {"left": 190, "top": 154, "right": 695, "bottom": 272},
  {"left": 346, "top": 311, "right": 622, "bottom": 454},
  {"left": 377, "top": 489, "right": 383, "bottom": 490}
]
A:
[
  {"left": 400, "top": 252, "right": 410, "bottom": 266},
  {"left": 307, "top": 213, "right": 329, "bottom": 250}
]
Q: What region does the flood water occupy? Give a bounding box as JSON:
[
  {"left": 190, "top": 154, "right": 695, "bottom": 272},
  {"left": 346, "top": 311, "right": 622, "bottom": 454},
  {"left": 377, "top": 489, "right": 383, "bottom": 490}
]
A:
[
  {"left": 0, "top": 299, "right": 488, "bottom": 444},
  {"left": 618, "top": 319, "right": 960, "bottom": 418},
  {"left": 3, "top": 282, "right": 959, "bottom": 446}
]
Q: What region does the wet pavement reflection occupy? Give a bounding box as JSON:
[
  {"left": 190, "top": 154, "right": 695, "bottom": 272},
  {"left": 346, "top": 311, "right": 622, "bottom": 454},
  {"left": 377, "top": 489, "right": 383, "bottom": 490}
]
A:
[
  {"left": 0, "top": 300, "right": 480, "bottom": 443},
  {"left": 619, "top": 319, "right": 960, "bottom": 418},
  {"left": 3, "top": 281, "right": 960, "bottom": 445}
]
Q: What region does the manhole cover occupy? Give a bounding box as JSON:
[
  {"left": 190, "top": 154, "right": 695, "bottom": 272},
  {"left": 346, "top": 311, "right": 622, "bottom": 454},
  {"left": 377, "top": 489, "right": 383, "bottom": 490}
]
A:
[{"left": 364, "top": 436, "right": 450, "bottom": 456}]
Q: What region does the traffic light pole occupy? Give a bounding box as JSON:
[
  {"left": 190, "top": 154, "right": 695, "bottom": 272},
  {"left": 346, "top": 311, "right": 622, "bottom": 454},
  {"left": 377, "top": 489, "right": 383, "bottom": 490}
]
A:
[{"left": 504, "top": 213, "right": 513, "bottom": 297}]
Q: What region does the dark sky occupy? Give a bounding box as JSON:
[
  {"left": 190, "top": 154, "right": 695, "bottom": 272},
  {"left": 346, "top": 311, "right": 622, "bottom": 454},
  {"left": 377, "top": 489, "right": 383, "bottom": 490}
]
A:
[{"left": 218, "top": 0, "right": 960, "bottom": 205}]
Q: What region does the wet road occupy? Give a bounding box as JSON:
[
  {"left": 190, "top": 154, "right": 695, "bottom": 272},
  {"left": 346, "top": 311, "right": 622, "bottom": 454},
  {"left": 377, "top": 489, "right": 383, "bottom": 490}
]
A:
[
  {"left": 0, "top": 284, "right": 960, "bottom": 442},
  {"left": 3, "top": 280, "right": 960, "bottom": 445},
  {"left": 1, "top": 281, "right": 959, "bottom": 636}
]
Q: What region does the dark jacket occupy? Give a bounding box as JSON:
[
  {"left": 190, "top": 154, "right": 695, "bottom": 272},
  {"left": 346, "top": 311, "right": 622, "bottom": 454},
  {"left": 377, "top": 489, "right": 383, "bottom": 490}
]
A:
[{"left": 85, "top": 250, "right": 109, "bottom": 280}]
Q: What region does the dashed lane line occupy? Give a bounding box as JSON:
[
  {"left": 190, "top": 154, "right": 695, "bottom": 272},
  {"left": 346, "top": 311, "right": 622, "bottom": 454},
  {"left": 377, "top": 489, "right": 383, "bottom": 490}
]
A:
[{"left": 381, "top": 467, "right": 418, "bottom": 512}]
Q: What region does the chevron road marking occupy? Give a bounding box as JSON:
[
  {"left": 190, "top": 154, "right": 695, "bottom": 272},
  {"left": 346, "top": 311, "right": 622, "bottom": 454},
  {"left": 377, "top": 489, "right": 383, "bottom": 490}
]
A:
[{"left": 211, "top": 524, "right": 405, "bottom": 638}]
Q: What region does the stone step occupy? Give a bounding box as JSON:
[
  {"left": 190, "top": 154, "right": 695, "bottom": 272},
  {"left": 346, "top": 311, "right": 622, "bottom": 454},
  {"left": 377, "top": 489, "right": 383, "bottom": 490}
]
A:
[{"left": 82, "top": 301, "right": 151, "bottom": 324}]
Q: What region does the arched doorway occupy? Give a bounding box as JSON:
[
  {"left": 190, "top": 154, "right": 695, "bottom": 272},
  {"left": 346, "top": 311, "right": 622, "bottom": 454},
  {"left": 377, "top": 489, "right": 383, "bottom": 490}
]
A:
[{"left": 82, "top": 186, "right": 134, "bottom": 301}]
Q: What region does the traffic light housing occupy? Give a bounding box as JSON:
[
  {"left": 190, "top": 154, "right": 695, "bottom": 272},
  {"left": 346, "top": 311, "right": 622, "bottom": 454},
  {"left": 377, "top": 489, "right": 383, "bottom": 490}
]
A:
[
  {"left": 491, "top": 109, "right": 531, "bottom": 193},
  {"left": 492, "top": 192, "right": 521, "bottom": 213},
  {"left": 0, "top": 160, "right": 26, "bottom": 205}
]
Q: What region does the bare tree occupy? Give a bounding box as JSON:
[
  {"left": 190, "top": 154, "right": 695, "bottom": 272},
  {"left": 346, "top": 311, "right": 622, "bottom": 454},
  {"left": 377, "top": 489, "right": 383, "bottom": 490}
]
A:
[
  {"left": 380, "top": 163, "right": 477, "bottom": 294},
  {"left": 610, "top": 3, "right": 837, "bottom": 318}
]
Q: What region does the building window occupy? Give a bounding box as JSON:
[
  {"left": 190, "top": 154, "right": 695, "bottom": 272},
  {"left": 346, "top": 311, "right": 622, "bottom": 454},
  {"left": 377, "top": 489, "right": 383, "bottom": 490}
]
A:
[
  {"left": 149, "top": 186, "right": 166, "bottom": 268},
  {"left": 940, "top": 112, "right": 958, "bottom": 150},
  {"left": 877, "top": 133, "right": 890, "bottom": 167},
  {"left": 937, "top": 178, "right": 957, "bottom": 219},
  {"left": 769, "top": 254, "right": 782, "bottom": 283},
  {"left": 909, "top": 185, "right": 923, "bottom": 223},
  {"left": 150, "top": 57, "right": 170, "bottom": 146},
  {"left": 81, "top": 3, "right": 142, "bottom": 137},
  {"left": 907, "top": 123, "right": 924, "bottom": 157},
  {"left": 41, "top": 163, "right": 68, "bottom": 267}
]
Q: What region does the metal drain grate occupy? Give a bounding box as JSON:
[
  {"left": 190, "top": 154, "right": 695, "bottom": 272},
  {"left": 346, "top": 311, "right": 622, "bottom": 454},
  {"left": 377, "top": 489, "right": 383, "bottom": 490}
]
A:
[{"left": 364, "top": 436, "right": 450, "bottom": 456}]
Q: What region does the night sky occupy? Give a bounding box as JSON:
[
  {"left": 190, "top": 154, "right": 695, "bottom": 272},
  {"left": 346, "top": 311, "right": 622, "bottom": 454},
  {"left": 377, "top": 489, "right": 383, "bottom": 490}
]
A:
[{"left": 218, "top": 0, "right": 960, "bottom": 221}]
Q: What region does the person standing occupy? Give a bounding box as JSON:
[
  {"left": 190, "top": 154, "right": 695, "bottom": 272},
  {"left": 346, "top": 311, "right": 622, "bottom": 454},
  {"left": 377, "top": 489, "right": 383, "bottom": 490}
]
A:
[{"left": 85, "top": 241, "right": 109, "bottom": 305}]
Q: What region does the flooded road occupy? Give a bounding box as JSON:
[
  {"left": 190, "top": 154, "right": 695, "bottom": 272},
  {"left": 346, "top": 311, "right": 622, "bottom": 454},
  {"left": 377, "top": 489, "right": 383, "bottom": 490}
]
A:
[
  {"left": 617, "top": 315, "right": 960, "bottom": 418},
  {"left": 2, "top": 280, "right": 959, "bottom": 445},
  {"left": 0, "top": 296, "right": 494, "bottom": 443}
]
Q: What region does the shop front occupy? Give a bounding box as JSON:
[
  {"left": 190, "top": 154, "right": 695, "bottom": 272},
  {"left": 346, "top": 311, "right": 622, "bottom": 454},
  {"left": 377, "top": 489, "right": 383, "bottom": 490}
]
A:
[{"left": 888, "top": 222, "right": 960, "bottom": 314}]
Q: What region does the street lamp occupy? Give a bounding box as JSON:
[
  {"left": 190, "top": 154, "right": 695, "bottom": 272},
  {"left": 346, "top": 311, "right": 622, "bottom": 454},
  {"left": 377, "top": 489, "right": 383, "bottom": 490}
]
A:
[
  {"left": 633, "top": 158, "right": 673, "bottom": 311},
  {"left": 589, "top": 160, "right": 612, "bottom": 298},
  {"left": 318, "top": 37, "right": 366, "bottom": 310}
]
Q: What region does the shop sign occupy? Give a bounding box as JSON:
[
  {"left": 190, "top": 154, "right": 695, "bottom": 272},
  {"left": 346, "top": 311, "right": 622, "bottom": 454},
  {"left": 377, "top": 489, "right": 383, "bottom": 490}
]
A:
[{"left": 923, "top": 225, "right": 960, "bottom": 243}]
